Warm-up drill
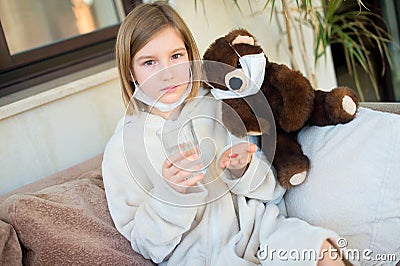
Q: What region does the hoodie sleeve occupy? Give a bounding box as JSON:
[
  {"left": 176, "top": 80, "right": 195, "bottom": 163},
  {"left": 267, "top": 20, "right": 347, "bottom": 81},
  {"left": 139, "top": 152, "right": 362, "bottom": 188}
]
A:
[{"left": 102, "top": 131, "right": 207, "bottom": 264}]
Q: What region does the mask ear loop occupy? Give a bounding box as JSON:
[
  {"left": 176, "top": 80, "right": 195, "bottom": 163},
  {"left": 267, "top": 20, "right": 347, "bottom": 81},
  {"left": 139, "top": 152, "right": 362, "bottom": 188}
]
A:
[
  {"left": 129, "top": 69, "right": 147, "bottom": 112},
  {"left": 129, "top": 70, "right": 139, "bottom": 90},
  {"left": 189, "top": 64, "right": 193, "bottom": 82},
  {"left": 186, "top": 63, "right": 195, "bottom": 92},
  {"left": 227, "top": 41, "right": 242, "bottom": 58},
  {"left": 129, "top": 69, "right": 134, "bottom": 83}
]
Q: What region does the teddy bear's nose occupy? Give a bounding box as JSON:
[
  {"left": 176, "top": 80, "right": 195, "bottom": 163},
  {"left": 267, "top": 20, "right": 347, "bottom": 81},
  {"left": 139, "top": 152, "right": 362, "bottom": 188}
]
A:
[{"left": 229, "top": 77, "right": 243, "bottom": 90}]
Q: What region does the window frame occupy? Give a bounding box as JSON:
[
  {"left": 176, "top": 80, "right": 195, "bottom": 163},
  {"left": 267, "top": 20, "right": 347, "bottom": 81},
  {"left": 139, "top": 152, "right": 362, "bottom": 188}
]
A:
[{"left": 0, "top": 0, "right": 141, "bottom": 97}]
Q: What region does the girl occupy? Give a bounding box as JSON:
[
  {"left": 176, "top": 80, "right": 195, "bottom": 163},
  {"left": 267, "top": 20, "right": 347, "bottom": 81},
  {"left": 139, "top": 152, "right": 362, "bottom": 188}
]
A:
[{"left": 102, "top": 1, "right": 347, "bottom": 265}]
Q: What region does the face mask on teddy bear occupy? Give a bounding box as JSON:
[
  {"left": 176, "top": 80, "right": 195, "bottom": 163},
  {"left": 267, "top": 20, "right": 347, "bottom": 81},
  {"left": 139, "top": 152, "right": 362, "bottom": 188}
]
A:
[{"left": 210, "top": 44, "right": 266, "bottom": 100}]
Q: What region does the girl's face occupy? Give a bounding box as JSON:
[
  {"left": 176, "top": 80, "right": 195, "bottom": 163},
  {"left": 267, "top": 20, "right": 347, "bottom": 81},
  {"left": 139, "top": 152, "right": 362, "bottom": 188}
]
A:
[{"left": 132, "top": 26, "right": 190, "bottom": 105}]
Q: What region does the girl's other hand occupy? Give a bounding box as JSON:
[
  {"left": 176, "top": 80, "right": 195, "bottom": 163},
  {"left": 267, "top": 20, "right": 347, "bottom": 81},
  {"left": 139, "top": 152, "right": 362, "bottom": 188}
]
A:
[
  {"left": 318, "top": 240, "right": 346, "bottom": 266},
  {"left": 219, "top": 142, "right": 258, "bottom": 178},
  {"left": 162, "top": 149, "right": 205, "bottom": 193}
]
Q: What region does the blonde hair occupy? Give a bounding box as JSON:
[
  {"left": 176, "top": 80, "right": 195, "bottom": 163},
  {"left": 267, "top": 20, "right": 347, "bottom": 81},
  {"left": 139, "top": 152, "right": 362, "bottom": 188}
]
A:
[{"left": 115, "top": 1, "right": 202, "bottom": 115}]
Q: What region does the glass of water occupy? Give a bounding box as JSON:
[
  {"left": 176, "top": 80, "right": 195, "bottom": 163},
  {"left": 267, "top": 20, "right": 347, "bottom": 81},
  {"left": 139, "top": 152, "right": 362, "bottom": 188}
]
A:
[{"left": 157, "top": 119, "right": 206, "bottom": 179}]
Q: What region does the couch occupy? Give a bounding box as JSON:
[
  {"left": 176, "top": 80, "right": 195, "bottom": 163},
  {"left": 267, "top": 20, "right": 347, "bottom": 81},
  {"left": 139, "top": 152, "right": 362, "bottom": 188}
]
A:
[{"left": 1, "top": 102, "right": 399, "bottom": 265}]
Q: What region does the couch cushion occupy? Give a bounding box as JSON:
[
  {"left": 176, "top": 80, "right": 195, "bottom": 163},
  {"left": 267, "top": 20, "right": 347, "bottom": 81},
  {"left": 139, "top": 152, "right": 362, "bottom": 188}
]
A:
[{"left": 284, "top": 107, "right": 400, "bottom": 264}]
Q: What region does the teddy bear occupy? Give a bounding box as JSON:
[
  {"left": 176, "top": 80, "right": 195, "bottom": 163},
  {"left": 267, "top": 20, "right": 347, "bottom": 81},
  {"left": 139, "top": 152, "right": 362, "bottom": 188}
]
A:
[{"left": 203, "top": 28, "right": 359, "bottom": 188}]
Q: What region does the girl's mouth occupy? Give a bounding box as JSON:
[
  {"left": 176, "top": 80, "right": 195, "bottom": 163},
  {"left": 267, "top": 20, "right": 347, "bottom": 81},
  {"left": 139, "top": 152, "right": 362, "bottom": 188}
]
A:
[{"left": 161, "top": 85, "right": 178, "bottom": 93}]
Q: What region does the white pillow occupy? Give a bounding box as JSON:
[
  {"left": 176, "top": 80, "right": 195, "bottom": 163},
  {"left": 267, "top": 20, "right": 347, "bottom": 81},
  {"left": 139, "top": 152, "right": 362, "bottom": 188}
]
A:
[{"left": 284, "top": 107, "right": 400, "bottom": 264}]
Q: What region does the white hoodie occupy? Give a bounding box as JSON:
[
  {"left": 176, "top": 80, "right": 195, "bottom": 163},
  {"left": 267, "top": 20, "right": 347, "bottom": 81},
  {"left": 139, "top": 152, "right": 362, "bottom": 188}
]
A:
[{"left": 102, "top": 91, "right": 340, "bottom": 265}]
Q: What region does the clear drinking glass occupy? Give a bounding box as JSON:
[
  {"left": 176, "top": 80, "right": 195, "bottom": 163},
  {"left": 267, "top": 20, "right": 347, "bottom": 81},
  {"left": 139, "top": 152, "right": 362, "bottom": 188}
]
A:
[{"left": 157, "top": 119, "right": 206, "bottom": 179}]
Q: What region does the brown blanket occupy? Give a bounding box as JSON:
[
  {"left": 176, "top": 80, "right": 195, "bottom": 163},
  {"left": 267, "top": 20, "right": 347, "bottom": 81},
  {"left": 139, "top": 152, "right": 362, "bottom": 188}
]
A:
[{"left": 0, "top": 169, "right": 153, "bottom": 265}]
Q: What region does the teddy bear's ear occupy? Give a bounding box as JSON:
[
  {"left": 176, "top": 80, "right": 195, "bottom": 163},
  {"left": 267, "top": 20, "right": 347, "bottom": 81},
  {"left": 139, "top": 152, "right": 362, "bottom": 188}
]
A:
[{"left": 232, "top": 35, "right": 255, "bottom": 46}]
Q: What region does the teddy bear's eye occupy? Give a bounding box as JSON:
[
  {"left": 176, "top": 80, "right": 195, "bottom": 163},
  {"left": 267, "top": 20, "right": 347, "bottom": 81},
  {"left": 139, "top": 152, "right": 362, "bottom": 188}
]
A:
[{"left": 236, "top": 60, "right": 242, "bottom": 69}]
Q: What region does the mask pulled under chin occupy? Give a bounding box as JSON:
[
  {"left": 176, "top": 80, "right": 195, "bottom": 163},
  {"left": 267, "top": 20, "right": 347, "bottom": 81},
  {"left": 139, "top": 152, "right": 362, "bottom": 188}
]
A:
[
  {"left": 210, "top": 52, "right": 266, "bottom": 100},
  {"left": 133, "top": 82, "right": 192, "bottom": 113}
]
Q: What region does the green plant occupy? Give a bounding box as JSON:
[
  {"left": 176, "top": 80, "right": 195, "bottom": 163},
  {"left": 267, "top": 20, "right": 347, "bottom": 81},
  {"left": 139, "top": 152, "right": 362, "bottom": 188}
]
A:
[
  {"left": 312, "top": 0, "right": 392, "bottom": 100},
  {"left": 262, "top": 0, "right": 392, "bottom": 100}
]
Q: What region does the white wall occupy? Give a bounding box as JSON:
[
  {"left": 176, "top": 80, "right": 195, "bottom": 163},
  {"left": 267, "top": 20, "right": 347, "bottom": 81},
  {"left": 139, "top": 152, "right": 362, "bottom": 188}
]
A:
[
  {"left": 174, "top": 0, "right": 337, "bottom": 90},
  {"left": 0, "top": 0, "right": 337, "bottom": 195},
  {"left": 0, "top": 67, "right": 125, "bottom": 195}
]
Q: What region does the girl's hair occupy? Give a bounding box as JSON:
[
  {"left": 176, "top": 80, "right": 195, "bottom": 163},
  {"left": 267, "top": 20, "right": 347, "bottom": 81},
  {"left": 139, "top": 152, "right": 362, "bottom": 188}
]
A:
[{"left": 115, "top": 1, "right": 202, "bottom": 115}]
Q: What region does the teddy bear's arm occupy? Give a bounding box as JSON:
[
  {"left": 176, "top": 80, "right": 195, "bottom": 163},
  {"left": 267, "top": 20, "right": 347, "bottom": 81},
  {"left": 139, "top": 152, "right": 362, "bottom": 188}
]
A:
[
  {"left": 308, "top": 87, "right": 359, "bottom": 126},
  {"left": 265, "top": 63, "right": 315, "bottom": 132}
]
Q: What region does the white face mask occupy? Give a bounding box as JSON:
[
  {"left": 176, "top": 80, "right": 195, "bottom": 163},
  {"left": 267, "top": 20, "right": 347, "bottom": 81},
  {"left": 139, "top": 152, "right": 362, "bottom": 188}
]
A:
[
  {"left": 210, "top": 52, "right": 266, "bottom": 100},
  {"left": 130, "top": 70, "right": 192, "bottom": 113}
]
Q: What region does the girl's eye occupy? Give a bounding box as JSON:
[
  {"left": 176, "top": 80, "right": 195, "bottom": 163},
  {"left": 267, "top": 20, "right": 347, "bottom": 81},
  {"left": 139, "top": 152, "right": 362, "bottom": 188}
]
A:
[
  {"left": 172, "top": 53, "right": 181, "bottom": 60},
  {"left": 144, "top": 60, "right": 155, "bottom": 66}
]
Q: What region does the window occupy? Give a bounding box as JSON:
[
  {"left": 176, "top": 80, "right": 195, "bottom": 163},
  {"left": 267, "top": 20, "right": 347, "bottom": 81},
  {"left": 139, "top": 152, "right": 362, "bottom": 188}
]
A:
[
  {"left": 331, "top": 0, "right": 400, "bottom": 101},
  {"left": 381, "top": 0, "right": 400, "bottom": 101},
  {"left": 0, "top": 0, "right": 141, "bottom": 97}
]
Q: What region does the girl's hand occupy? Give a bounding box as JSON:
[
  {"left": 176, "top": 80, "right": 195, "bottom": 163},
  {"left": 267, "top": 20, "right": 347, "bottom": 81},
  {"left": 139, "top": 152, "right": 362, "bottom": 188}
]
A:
[
  {"left": 219, "top": 142, "right": 258, "bottom": 178},
  {"left": 318, "top": 240, "right": 346, "bottom": 266},
  {"left": 162, "top": 149, "right": 205, "bottom": 193}
]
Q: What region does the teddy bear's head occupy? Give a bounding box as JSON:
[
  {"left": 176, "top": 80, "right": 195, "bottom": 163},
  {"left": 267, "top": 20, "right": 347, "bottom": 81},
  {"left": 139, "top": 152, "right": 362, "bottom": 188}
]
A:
[
  {"left": 203, "top": 29, "right": 266, "bottom": 93},
  {"left": 202, "top": 29, "right": 273, "bottom": 138}
]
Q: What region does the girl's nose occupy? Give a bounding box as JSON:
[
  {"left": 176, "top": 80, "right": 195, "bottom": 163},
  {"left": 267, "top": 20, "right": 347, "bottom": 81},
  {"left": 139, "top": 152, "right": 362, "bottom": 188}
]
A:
[{"left": 159, "top": 62, "right": 174, "bottom": 81}]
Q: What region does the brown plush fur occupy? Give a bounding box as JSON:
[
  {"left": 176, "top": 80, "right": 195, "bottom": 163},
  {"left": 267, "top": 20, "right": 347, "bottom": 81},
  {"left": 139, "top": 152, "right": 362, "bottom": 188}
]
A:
[{"left": 203, "top": 29, "right": 359, "bottom": 188}]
